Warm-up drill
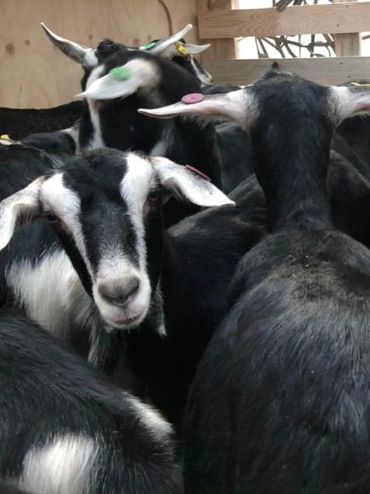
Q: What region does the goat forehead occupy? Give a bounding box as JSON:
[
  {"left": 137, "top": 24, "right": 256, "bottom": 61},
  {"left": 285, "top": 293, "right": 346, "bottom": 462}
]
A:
[{"left": 121, "top": 153, "right": 154, "bottom": 206}]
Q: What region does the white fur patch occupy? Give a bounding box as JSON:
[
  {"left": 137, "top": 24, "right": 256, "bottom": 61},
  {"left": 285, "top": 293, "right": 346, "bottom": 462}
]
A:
[
  {"left": 84, "top": 65, "right": 106, "bottom": 150},
  {"left": 127, "top": 395, "right": 172, "bottom": 440},
  {"left": 329, "top": 86, "right": 370, "bottom": 124},
  {"left": 6, "top": 250, "right": 92, "bottom": 340},
  {"left": 18, "top": 434, "right": 98, "bottom": 494},
  {"left": 40, "top": 174, "right": 92, "bottom": 276}
]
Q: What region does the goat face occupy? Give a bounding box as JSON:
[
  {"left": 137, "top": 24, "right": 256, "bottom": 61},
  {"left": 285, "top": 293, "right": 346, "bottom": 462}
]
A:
[
  {"left": 41, "top": 24, "right": 201, "bottom": 152},
  {"left": 0, "top": 149, "right": 233, "bottom": 331}
]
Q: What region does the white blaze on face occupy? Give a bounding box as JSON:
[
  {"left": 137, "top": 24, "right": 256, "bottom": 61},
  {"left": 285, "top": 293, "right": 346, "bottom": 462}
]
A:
[
  {"left": 40, "top": 173, "right": 92, "bottom": 274},
  {"left": 84, "top": 64, "right": 106, "bottom": 150}
]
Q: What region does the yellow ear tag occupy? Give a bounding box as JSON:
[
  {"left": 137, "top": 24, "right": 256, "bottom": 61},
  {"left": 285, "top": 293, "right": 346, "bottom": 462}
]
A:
[
  {"left": 176, "top": 43, "right": 188, "bottom": 56},
  {"left": 0, "top": 134, "right": 10, "bottom": 141}
]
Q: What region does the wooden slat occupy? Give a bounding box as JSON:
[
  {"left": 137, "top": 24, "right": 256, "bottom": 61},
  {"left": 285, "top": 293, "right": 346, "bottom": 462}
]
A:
[
  {"left": 196, "top": 0, "right": 236, "bottom": 62},
  {"left": 198, "top": 3, "right": 370, "bottom": 39},
  {"left": 204, "top": 57, "right": 370, "bottom": 86},
  {"left": 333, "top": 0, "right": 360, "bottom": 56}
]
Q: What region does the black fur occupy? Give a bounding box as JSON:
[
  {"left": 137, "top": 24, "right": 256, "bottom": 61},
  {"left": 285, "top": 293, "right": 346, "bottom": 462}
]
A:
[
  {"left": 0, "top": 101, "right": 82, "bottom": 140},
  {"left": 0, "top": 309, "right": 180, "bottom": 493},
  {"left": 21, "top": 128, "right": 77, "bottom": 159},
  {"left": 184, "top": 71, "right": 370, "bottom": 493}
]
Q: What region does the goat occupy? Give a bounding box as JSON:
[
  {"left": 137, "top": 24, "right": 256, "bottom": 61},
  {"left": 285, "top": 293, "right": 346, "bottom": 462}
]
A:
[
  {"left": 0, "top": 309, "right": 180, "bottom": 494},
  {"left": 143, "top": 70, "right": 370, "bottom": 492},
  {"left": 21, "top": 122, "right": 79, "bottom": 158},
  {"left": 41, "top": 24, "right": 238, "bottom": 193},
  {"left": 0, "top": 148, "right": 259, "bottom": 427},
  {"left": 0, "top": 102, "right": 82, "bottom": 140}
]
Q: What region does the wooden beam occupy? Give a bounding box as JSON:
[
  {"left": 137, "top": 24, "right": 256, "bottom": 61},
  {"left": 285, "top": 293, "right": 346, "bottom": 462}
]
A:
[
  {"left": 198, "top": 2, "right": 370, "bottom": 39},
  {"left": 333, "top": 0, "right": 360, "bottom": 56},
  {"left": 204, "top": 57, "right": 370, "bottom": 86},
  {"left": 196, "top": 0, "right": 236, "bottom": 62}
]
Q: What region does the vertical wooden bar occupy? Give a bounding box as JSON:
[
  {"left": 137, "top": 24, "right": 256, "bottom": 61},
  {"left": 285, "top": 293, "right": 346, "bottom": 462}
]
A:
[
  {"left": 333, "top": 0, "right": 360, "bottom": 56},
  {"left": 196, "top": 0, "right": 236, "bottom": 61}
]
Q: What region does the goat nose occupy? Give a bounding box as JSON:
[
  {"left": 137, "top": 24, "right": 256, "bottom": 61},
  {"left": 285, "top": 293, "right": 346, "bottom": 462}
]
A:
[{"left": 98, "top": 277, "right": 140, "bottom": 306}]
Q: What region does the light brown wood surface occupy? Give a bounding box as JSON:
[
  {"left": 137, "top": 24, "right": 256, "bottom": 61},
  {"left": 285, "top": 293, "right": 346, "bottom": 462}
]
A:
[
  {"left": 333, "top": 0, "right": 360, "bottom": 56},
  {"left": 205, "top": 57, "right": 370, "bottom": 86},
  {"left": 198, "top": 2, "right": 370, "bottom": 39},
  {"left": 197, "top": 0, "right": 236, "bottom": 63},
  {"left": 0, "top": 0, "right": 197, "bottom": 108}
]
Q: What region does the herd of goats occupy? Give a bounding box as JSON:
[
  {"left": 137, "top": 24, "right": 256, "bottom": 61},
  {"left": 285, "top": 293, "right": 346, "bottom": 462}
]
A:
[{"left": 1, "top": 20, "right": 370, "bottom": 494}]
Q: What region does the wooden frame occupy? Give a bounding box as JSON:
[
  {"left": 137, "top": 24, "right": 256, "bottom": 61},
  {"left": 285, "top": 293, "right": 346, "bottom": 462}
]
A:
[{"left": 197, "top": 1, "right": 370, "bottom": 86}]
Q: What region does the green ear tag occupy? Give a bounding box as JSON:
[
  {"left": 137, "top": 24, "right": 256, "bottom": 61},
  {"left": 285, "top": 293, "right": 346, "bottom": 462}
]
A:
[
  {"left": 110, "top": 67, "right": 131, "bottom": 80},
  {"left": 141, "top": 41, "right": 156, "bottom": 51}
]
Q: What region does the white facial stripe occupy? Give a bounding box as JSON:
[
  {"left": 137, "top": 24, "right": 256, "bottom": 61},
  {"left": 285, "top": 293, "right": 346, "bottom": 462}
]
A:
[
  {"left": 85, "top": 65, "right": 106, "bottom": 150},
  {"left": 40, "top": 174, "right": 92, "bottom": 276},
  {"left": 121, "top": 153, "right": 155, "bottom": 273}
]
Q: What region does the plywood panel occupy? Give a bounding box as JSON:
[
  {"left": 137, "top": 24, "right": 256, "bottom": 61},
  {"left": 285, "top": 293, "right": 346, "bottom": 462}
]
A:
[
  {"left": 205, "top": 57, "right": 370, "bottom": 86},
  {"left": 0, "top": 0, "right": 197, "bottom": 108},
  {"left": 198, "top": 3, "right": 370, "bottom": 39}
]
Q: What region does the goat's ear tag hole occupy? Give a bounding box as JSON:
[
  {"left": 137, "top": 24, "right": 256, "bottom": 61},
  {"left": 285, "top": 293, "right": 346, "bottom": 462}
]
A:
[
  {"left": 185, "top": 165, "right": 211, "bottom": 182},
  {"left": 141, "top": 41, "right": 156, "bottom": 50},
  {"left": 110, "top": 67, "right": 132, "bottom": 80},
  {"left": 181, "top": 93, "right": 205, "bottom": 104},
  {"left": 176, "top": 42, "right": 188, "bottom": 56}
]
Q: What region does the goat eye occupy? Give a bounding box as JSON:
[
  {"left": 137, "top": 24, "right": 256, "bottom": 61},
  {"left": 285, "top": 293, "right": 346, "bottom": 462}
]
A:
[
  {"left": 45, "top": 213, "right": 60, "bottom": 224},
  {"left": 147, "top": 191, "right": 161, "bottom": 204}
]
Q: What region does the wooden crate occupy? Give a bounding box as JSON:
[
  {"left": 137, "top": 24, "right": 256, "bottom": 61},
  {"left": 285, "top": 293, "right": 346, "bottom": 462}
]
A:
[{"left": 198, "top": 1, "right": 370, "bottom": 86}]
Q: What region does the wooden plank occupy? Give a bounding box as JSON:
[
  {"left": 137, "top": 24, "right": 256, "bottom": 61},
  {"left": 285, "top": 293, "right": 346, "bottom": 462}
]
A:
[
  {"left": 0, "top": 0, "right": 198, "bottom": 108},
  {"left": 333, "top": 0, "right": 360, "bottom": 56},
  {"left": 196, "top": 0, "right": 236, "bottom": 62},
  {"left": 198, "top": 3, "right": 370, "bottom": 39},
  {"left": 204, "top": 57, "right": 370, "bottom": 86}
]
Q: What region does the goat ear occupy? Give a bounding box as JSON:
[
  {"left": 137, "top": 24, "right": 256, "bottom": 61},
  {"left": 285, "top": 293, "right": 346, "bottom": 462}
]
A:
[
  {"left": 330, "top": 86, "right": 370, "bottom": 123},
  {"left": 148, "top": 24, "right": 194, "bottom": 57},
  {"left": 41, "top": 23, "right": 96, "bottom": 66},
  {"left": 151, "top": 157, "right": 234, "bottom": 207},
  {"left": 139, "top": 89, "right": 249, "bottom": 129},
  {"left": 77, "top": 59, "right": 160, "bottom": 100},
  {"left": 184, "top": 43, "right": 211, "bottom": 55},
  {"left": 0, "top": 177, "right": 44, "bottom": 251}
]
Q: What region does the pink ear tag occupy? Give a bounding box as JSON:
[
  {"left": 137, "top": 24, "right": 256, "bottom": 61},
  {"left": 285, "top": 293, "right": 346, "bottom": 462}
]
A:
[
  {"left": 181, "top": 93, "right": 205, "bottom": 104},
  {"left": 185, "top": 165, "right": 211, "bottom": 182}
]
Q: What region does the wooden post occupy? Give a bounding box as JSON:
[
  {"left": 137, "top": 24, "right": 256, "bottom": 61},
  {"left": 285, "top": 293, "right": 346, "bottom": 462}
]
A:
[
  {"left": 333, "top": 0, "right": 360, "bottom": 56},
  {"left": 196, "top": 0, "right": 236, "bottom": 61}
]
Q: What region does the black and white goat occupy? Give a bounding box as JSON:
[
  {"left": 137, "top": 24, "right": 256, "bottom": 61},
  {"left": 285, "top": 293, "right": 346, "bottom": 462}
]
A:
[
  {"left": 144, "top": 71, "right": 370, "bottom": 492},
  {"left": 0, "top": 148, "right": 263, "bottom": 426},
  {"left": 41, "top": 24, "right": 247, "bottom": 192},
  {"left": 0, "top": 309, "right": 179, "bottom": 494}
]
